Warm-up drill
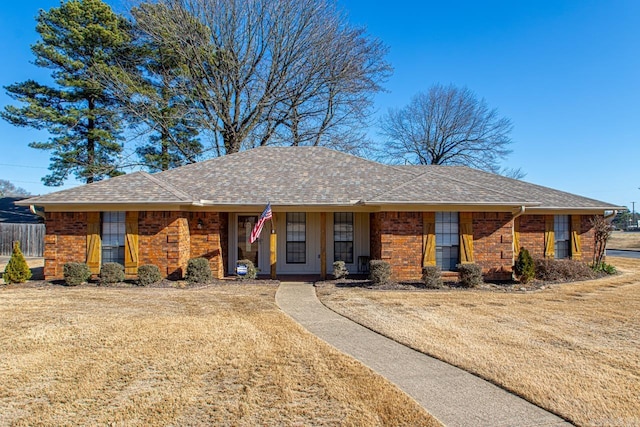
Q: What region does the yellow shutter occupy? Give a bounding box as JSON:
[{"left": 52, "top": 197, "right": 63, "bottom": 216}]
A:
[
  {"left": 86, "top": 212, "right": 101, "bottom": 274},
  {"left": 513, "top": 216, "right": 521, "bottom": 256},
  {"left": 571, "top": 215, "right": 582, "bottom": 260},
  {"left": 544, "top": 215, "right": 555, "bottom": 259},
  {"left": 422, "top": 212, "right": 436, "bottom": 267},
  {"left": 124, "top": 211, "right": 139, "bottom": 275},
  {"left": 459, "top": 212, "right": 474, "bottom": 264}
]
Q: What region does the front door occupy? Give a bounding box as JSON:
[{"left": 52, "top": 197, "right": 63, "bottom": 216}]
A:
[{"left": 237, "top": 215, "right": 260, "bottom": 268}]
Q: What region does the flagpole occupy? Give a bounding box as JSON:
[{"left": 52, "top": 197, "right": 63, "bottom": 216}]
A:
[{"left": 270, "top": 205, "right": 277, "bottom": 279}]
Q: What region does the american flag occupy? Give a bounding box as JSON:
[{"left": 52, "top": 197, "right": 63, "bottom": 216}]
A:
[{"left": 249, "top": 203, "right": 272, "bottom": 243}]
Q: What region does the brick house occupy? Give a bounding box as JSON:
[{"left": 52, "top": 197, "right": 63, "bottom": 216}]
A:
[{"left": 17, "top": 147, "right": 620, "bottom": 281}]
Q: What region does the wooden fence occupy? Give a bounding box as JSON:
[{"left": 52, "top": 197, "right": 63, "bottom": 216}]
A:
[{"left": 0, "top": 223, "right": 45, "bottom": 257}]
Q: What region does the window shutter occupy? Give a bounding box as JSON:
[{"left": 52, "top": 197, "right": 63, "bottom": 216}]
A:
[
  {"left": 513, "top": 216, "right": 521, "bottom": 256},
  {"left": 544, "top": 215, "right": 555, "bottom": 258},
  {"left": 124, "top": 211, "right": 139, "bottom": 275},
  {"left": 571, "top": 215, "right": 582, "bottom": 260},
  {"left": 86, "top": 212, "right": 101, "bottom": 274},
  {"left": 459, "top": 212, "right": 474, "bottom": 263},
  {"left": 422, "top": 212, "right": 436, "bottom": 266}
]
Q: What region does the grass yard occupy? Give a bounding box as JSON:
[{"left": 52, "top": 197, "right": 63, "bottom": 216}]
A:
[
  {"left": 608, "top": 230, "right": 640, "bottom": 250},
  {"left": 316, "top": 257, "right": 640, "bottom": 427},
  {"left": 0, "top": 284, "right": 438, "bottom": 426}
]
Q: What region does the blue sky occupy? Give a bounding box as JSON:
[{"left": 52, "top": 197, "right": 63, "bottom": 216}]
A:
[{"left": 0, "top": 0, "right": 638, "bottom": 209}]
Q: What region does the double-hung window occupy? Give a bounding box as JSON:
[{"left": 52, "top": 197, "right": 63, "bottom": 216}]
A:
[
  {"left": 436, "top": 212, "right": 459, "bottom": 271},
  {"left": 554, "top": 215, "right": 570, "bottom": 259},
  {"left": 334, "top": 212, "right": 354, "bottom": 263},
  {"left": 286, "top": 212, "right": 306, "bottom": 263},
  {"left": 102, "top": 211, "right": 125, "bottom": 264}
]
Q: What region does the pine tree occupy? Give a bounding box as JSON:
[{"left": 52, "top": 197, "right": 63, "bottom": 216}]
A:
[
  {"left": 104, "top": 2, "right": 203, "bottom": 172},
  {"left": 514, "top": 247, "right": 535, "bottom": 284},
  {"left": 3, "top": 241, "right": 32, "bottom": 284},
  {"left": 2, "top": 0, "right": 134, "bottom": 186}
]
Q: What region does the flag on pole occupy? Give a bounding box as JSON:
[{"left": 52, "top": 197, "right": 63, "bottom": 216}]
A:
[{"left": 249, "top": 203, "right": 272, "bottom": 243}]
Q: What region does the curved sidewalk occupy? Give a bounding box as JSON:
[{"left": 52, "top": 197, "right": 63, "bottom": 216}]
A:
[{"left": 276, "top": 282, "right": 571, "bottom": 427}]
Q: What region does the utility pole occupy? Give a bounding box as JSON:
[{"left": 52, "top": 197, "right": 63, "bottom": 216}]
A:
[{"left": 632, "top": 202, "right": 636, "bottom": 229}]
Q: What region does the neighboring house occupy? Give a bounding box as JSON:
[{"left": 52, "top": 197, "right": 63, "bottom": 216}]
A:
[
  {"left": 0, "top": 197, "right": 45, "bottom": 257},
  {"left": 17, "top": 147, "right": 621, "bottom": 281}
]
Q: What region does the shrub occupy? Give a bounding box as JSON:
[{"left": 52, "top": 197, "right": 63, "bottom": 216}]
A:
[
  {"left": 369, "top": 260, "right": 391, "bottom": 285},
  {"left": 534, "top": 258, "right": 596, "bottom": 282},
  {"left": 457, "top": 263, "right": 483, "bottom": 288},
  {"left": 332, "top": 261, "right": 349, "bottom": 279},
  {"left": 237, "top": 259, "right": 258, "bottom": 279},
  {"left": 185, "top": 257, "right": 212, "bottom": 284},
  {"left": 63, "top": 262, "right": 91, "bottom": 286},
  {"left": 514, "top": 247, "right": 535, "bottom": 284},
  {"left": 137, "top": 264, "right": 162, "bottom": 286},
  {"left": 2, "top": 241, "right": 32, "bottom": 284},
  {"left": 591, "top": 261, "right": 617, "bottom": 275},
  {"left": 99, "top": 262, "right": 125, "bottom": 285},
  {"left": 421, "top": 266, "right": 443, "bottom": 289}
]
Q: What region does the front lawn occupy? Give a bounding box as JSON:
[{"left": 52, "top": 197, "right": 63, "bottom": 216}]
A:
[
  {"left": 316, "top": 257, "right": 640, "bottom": 427},
  {"left": 0, "top": 285, "right": 437, "bottom": 426}
]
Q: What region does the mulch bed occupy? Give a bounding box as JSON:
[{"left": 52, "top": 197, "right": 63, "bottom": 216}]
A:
[
  {"left": 315, "top": 278, "right": 556, "bottom": 293},
  {"left": 1, "top": 277, "right": 280, "bottom": 289}
]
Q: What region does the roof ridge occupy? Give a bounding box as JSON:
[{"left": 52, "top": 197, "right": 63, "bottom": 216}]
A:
[
  {"left": 368, "top": 165, "right": 530, "bottom": 204},
  {"left": 140, "top": 171, "right": 194, "bottom": 202}
]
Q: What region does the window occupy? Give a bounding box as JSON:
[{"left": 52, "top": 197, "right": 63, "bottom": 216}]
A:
[
  {"left": 102, "top": 211, "right": 125, "bottom": 264},
  {"left": 286, "top": 212, "right": 306, "bottom": 263},
  {"left": 555, "top": 215, "right": 570, "bottom": 259},
  {"left": 436, "top": 212, "right": 459, "bottom": 271},
  {"left": 334, "top": 212, "right": 354, "bottom": 263}
]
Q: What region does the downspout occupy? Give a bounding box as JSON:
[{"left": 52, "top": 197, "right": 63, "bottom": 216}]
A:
[
  {"left": 604, "top": 210, "right": 617, "bottom": 224},
  {"left": 29, "top": 205, "right": 45, "bottom": 221},
  {"left": 511, "top": 206, "right": 526, "bottom": 276}
]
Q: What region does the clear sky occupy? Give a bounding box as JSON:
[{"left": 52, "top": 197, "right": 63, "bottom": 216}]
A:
[{"left": 0, "top": 0, "right": 638, "bottom": 210}]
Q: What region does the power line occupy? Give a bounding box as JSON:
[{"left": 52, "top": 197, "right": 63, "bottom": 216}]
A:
[{"left": 0, "top": 163, "right": 48, "bottom": 169}]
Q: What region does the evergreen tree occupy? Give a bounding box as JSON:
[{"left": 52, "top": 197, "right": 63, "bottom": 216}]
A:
[
  {"left": 514, "top": 247, "right": 535, "bottom": 284},
  {"left": 2, "top": 0, "right": 133, "bottom": 185},
  {"left": 3, "top": 241, "right": 32, "bottom": 284},
  {"left": 101, "top": 3, "right": 203, "bottom": 172}
]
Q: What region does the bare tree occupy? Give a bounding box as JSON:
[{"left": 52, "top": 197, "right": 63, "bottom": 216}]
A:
[
  {"left": 380, "top": 84, "right": 515, "bottom": 173},
  {"left": 0, "top": 179, "right": 30, "bottom": 197},
  {"left": 591, "top": 215, "right": 612, "bottom": 266},
  {"left": 129, "top": 0, "right": 391, "bottom": 156}
]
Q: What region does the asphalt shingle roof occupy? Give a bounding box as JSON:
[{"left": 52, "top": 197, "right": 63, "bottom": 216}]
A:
[{"left": 19, "top": 146, "right": 620, "bottom": 210}]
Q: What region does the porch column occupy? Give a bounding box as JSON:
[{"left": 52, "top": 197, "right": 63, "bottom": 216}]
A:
[
  {"left": 320, "top": 212, "right": 327, "bottom": 279},
  {"left": 270, "top": 231, "right": 277, "bottom": 279}
]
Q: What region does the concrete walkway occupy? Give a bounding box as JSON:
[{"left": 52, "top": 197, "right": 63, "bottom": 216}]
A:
[{"left": 276, "top": 282, "right": 571, "bottom": 427}]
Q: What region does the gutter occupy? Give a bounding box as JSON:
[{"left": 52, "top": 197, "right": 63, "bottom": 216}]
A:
[{"left": 512, "top": 205, "right": 526, "bottom": 219}]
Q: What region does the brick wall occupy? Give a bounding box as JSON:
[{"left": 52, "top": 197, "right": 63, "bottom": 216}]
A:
[
  {"left": 517, "top": 214, "right": 546, "bottom": 258},
  {"left": 373, "top": 212, "right": 423, "bottom": 280},
  {"left": 44, "top": 212, "right": 87, "bottom": 278},
  {"left": 473, "top": 212, "right": 514, "bottom": 280},
  {"left": 138, "top": 211, "right": 190, "bottom": 279},
  {"left": 580, "top": 215, "right": 596, "bottom": 261},
  {"left": 188, "top": 212, "right": 225, "bottom": 279},
  {"left": 371, "top": 211, "right": 517, "bottom": 281}
]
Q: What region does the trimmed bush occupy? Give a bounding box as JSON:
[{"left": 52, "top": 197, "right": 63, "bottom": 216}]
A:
[
  {"left": 332, "top": 261, "right": 349, "bottom": 279},
  {"left": 421, "top": 265, "right": 443, "bottom": 289},
  {"left": 185, "top": 257, "right": 212, "bottom": 284},
  {"left": 457, "top": 263, "right": 483, "bottom": 288},
  {"left": 3, "top": 241, "right": 32, "bottom": 284},
  {"left": 137, "top": 264, "right": 162, "bottom": 286},
  {"left": 369, "top": 260, "right": 391, "bottom": 285},
  {"left": 63, "top": 262, "right": 91, "bottom": 286},
  {"left": 534, "top": 258, "right": 596, "bottom": 282},
  {"left": 514, "top": 247, "right": 535, "bottom": 284},
  {"left": 237, "top": 259, "right": 258, "bottom": 279},
  {"left": 99, "top": 262, "right": 125, "bottom": 285}
]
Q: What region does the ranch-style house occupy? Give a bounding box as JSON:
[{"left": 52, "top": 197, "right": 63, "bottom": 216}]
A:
[{"left": 18, "top": 146, "right": 621, "bottom": 281}]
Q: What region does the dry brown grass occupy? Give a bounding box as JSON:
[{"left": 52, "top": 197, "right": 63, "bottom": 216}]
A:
[
  {"left": 608, "top": 230, "right": 640, "bottom": 250},
  {"left": 0, "top": 285, "right": 438, "bottom": 426},
  {"left": 317, "top": 257, "right": 640, "bottom": 427}
]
